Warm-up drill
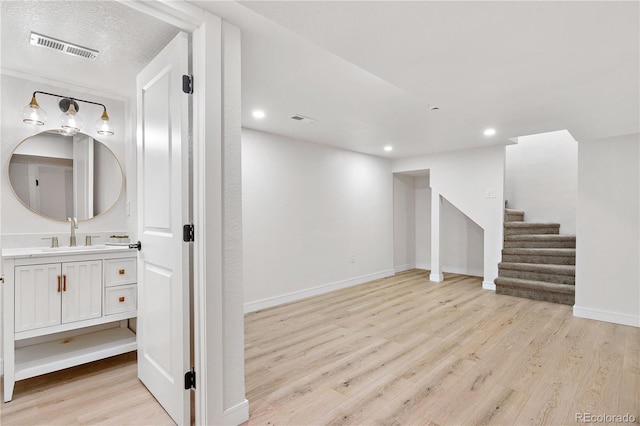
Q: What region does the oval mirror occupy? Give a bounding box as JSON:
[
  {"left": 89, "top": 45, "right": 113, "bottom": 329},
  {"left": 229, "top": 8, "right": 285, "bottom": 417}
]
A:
[{"left": 8, "top": 130, "right": 124, "bottom": 222}]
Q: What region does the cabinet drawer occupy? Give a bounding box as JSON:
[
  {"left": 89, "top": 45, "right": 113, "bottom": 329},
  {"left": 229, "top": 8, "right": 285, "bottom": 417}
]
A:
[
  {"left": 105, "top": 284, "right": 137, "bottom": 315},
  {"left": 104, "top": 258, "right": 136, "bottom": 287}
]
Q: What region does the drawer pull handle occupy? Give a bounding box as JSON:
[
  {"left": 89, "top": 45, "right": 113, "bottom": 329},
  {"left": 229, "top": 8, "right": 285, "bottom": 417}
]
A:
[
  {"left": 119, "top": 296, "right": 125, "bottom": 302},
  {"left": 63, "top": 274, "right": 67, "bottom": 292},
  {"left": 119, "top": 269, "right": 125, "bottom": 275},
  {"left": 57, "top": 275, "right": 61, "bottom": 292}
]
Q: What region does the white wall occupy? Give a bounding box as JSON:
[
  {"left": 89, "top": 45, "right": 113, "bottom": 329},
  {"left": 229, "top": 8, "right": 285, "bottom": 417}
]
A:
[
  {"left": 574, "top": 133, "right": 639, "bottom": 327},
  {"left": 393, "top": 174, "right": 415, "bottom": 272},
  {"left": 1, "top": 73, "right": 129, "bottom": 247},
  {"left": 441, "top": 197, "right": 484, "bottom": 276},
  {"left": 505, "top": 130, "right": 578, "bottom": 234},
  {"left": 414, "top": 175, "right": 431, "bottom": 270},
  {"left": 242, "top": 128, "right": 394, "bottom": 312},
  {"left": 191, "top": 16, "right": 248, "bottom": 424},
  {"left": 393, "top": 145, "right": 505, "bottom": 288}
]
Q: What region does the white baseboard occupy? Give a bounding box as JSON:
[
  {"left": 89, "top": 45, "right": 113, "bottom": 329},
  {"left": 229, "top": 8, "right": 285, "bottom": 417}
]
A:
[
  {"left": 244, "top": 269, "right": 395, "bottom": 313},
  {"left": 223, "top": 398, "right": 249, "bottom": 425},
  {"left": 573, "top": 306, "right": 640, "bottom": 328},
  {"left": 394, "top": 263, "right": 416, "bottom": 273},
  {"left": 415, "top": 263, "right": 430, "bottom": 270},
  {"left": 483, "top": 280, "right": 496, "bottom": 291}
]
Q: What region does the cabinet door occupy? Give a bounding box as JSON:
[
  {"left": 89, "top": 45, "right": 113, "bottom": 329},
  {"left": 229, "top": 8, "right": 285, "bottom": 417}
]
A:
[
  {"left": 15, "top": 264, "right": 62, "bottom": 332},
  {"left": 61, "top": 261, "right": 102, "bottom": 324}
]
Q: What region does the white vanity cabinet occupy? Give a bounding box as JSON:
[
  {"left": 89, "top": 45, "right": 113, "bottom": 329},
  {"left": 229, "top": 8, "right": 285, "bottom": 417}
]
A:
[
  {"left": 15, "top": 260, "right": 102, "bottom": 332},
  {"left": 2, "top": 246, "right": 137, "bottom": 402}
]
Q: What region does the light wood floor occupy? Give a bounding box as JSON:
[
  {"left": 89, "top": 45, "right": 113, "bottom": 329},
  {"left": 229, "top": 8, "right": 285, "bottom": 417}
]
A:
[
  {"left": 0, "top": 352, "right": 174, "bottom": 425},
  {"left": 2, "top": 270, "right": 638, "bottom": 425},
  {"left": 244, "top": 269, "right": 639, "bottom": 425}
]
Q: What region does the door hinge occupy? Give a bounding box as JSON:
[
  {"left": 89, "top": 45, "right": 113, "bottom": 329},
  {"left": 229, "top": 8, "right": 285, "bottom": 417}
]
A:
[
  {"left": 182, "top": 74, "right": 193, "bottom": 94},
  {"left": 184, "top": 369, "right": 196, "bottom": 390},
  {"left": 0, "top": 275, "right": 4, "bottom": 284},
  {"left": 183, "top": 224, "right": 194, "bottom": 242}
]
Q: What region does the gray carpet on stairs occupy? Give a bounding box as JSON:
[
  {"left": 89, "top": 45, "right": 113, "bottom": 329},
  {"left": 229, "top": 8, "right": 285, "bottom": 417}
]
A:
[{"left": 495, "top": 208, "right": 576, "bottom": 305}]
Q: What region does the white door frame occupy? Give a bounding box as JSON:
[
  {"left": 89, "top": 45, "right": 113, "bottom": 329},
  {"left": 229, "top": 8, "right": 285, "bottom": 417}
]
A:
[{"left": 116, "top": 1, "right": 247, "bottom": 425}]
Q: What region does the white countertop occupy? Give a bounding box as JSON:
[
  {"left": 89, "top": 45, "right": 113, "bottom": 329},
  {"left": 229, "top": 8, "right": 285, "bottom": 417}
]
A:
[{"left": 2, "top": 244, "right": 134, "bottom": 259}]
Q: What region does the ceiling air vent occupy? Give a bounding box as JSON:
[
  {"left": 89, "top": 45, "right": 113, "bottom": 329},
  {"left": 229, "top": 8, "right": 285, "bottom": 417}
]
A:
[
  {"left": 29, "top": 32, "right": 99, "bottom": 60},
  {"left": 290, "top": 114, "right": 317, "bottom": 124}
]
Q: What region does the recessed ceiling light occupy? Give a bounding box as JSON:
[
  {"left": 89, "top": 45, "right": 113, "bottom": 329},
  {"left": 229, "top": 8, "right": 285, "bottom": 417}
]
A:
[
  {"left": 484, "top": 128, "right": 496, "bottom": 136},
  {"left": 252, "top": 110, "right": 266, "bottom": 119},
  {"left": 429, "top": 106, "right": 440, "bottom": 111},
  {"left": 384, "top": 146, "right": 393, "bottom": 152}
]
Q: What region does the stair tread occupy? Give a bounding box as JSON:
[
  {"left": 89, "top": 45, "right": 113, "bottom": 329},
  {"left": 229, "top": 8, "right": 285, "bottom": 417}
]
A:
[
  {"left": 494, "top": 277, "right": 575, "bottom": 294},
  {"left": 505, "top": 208, "right": 525, "bottom": 214},
  {"left": 504, "top": 234, "right": 576, "bottom": 241},
  {"left": 499, "top": 262, "right": 575, "bottom": 275},
  {"left": 502, "top": 248, "right": 576, "bottom": 256},
  {"left": 504, "top": 222, "right": 560, "bottom": 228}
]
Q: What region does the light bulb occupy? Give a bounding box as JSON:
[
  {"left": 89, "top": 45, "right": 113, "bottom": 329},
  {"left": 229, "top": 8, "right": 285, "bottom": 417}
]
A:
[
  {"left": 95, "top": 109, "right": 114, "bottom": 135},
  {"left": 20, "top": 96, "right": 47, "bottom": 125},
  {"left": 59, "top": 102, "right": 83, "bottom": 136}
]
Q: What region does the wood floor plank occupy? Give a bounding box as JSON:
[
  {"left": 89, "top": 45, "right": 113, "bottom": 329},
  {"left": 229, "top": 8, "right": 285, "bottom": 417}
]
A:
[
  {"left": 460, "top": 384, "right": 529, "bottom": 426},
  {"left": 246, "top": 398, "right": 292, "bottom": 426},
  {"left": 311, "top": 374, "right": 409, "bottom": 426},
  {"left": 571, "top": 321, "right": 627, "bottom": 423},
  {"left": 373, "top": 355, "right": 476, "bottom": 426}
]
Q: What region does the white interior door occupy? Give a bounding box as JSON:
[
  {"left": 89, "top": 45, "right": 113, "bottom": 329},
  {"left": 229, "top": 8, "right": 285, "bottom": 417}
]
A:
[{"left": 136, "top": 31, "right": 190, "bottom": 426}]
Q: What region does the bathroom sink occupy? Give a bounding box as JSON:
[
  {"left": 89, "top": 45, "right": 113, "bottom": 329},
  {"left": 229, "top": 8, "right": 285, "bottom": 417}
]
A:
[{"left": 41, "top": 245, "right": 108, "bottom": 252}]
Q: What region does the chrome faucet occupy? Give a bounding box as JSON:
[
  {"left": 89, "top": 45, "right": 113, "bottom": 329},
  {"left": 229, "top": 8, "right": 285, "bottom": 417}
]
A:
[{"left": 68, "top": 217, "right": 78, "bottom": 247}]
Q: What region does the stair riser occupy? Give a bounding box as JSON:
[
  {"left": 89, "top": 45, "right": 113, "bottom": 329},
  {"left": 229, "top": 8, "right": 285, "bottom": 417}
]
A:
[
  {"left": 499, "top": 269, "right": 575, "bottom": 285},
  {"left": 505, "top": 213, "right": 524, "bottom": 222},
  {"left": 504, "top": 240, "right": 576, "bottom": 249},
  {"left": 496, "top": 285, "right": 575, "bottom": 305},
  {"left": 504, "top": 227, "right": 560, "bottom": 236},
  {"left": 502, "top": 254, "right": 575, "bottom": 265}
]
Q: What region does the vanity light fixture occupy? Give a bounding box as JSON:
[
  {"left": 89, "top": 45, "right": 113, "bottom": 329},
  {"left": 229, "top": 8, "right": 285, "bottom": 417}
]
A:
[{"left": 20, "top": 91, "right": 114, "bottom": 136}]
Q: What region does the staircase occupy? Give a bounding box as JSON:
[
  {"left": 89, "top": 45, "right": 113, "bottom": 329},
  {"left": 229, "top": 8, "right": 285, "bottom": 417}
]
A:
[{"left": 494, "top": 208, "right": 576, "bottom": 305}]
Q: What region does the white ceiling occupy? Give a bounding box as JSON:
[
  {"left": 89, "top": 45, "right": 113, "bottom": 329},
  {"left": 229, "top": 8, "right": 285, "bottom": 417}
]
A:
[
  {"left": 228, "top": 0, "right": 640, "bottom": 158},
  {"left": 0, "top": 0, "right": 179, "bottom": 98},
  {"left": 2, "top": 1, "right": 638, "bottom": 159}
]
